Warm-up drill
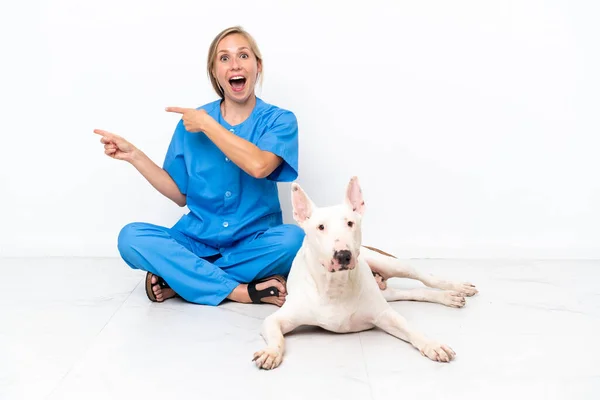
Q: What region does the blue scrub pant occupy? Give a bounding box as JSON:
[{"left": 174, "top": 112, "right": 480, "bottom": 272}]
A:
[{"left": 117, "top": 222, "right": 305, "bottom": 306}]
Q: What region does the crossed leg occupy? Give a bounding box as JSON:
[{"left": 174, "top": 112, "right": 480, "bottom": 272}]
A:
[{"left": 362, "top": 246, "right": 478, "bottom": 298}]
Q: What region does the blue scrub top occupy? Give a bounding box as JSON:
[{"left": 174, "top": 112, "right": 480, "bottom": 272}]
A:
[{"left": 163, "top": 97, "right": 299, "bottom": 254}]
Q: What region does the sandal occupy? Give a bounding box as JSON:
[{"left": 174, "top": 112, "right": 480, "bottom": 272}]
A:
[
  {"left": 247, "top": 275, "right": 287, "bottom": 304},
  {"left": 145, "top": 272, "right": 179, "bottom": 302}
]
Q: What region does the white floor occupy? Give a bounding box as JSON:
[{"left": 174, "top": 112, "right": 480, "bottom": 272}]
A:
[{"left": 2, "top": 257, "right": 600, "bottom": 400}]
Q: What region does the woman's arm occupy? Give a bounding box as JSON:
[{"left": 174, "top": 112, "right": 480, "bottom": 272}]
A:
[
  {"left": 201, "top": 117, "right": 283, "bottom": 179},
  {"left": 165, "top": 107, "right": 283, "bottom": 179},
  {"left": 95, "top": 129, "right": 187, "bottom": 207},
  {"left": 129, "top": 150, "right": 187, "bottom": 207}
]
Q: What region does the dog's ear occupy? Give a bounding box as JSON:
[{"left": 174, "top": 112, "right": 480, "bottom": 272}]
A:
[
  {"left": 291, "top": 182, "right": 313, "bottom": 223},
  {"left": 345, "top": 176, "right": 365, "bottom": 215}
]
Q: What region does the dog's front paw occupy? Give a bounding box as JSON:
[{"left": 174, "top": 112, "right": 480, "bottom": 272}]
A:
[
  {"left": 252, "top": 347, "right": 283, "bottom": 370},
  {"left": 419, "top": 341, "right": 456, "bottom": 362}
]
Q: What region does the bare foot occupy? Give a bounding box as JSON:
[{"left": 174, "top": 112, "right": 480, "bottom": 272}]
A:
[
  {"left": 151, "top": 274, "right": 178, "bottom": 302},
  {"left": 228, "top": 278, "right": 287, "bottom": 306}
]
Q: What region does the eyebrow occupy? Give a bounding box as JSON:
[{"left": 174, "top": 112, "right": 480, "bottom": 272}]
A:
[{"left": 217, "top": 46, "right": 250, "bottom": 54}]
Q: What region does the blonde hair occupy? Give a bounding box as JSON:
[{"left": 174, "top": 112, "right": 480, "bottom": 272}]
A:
[{"left": 207, "top": 26, "right": 263, "bottom": 99}]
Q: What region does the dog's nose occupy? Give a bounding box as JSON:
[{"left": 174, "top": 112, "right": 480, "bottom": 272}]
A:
[{"left": 334, "top": 250, "right": 352, "bottom": 266}]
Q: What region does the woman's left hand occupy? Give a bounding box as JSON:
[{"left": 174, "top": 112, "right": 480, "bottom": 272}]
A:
[{"left": 165, "top": 107, "right": 209, "bottom": 133}]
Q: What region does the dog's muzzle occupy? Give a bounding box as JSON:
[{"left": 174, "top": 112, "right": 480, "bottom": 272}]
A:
[
  {"left": 330, "top": 250, "right": 355, "bottom": 272},
  {"left": 335, "top": 250, "right": 352, "bottom": 265}
]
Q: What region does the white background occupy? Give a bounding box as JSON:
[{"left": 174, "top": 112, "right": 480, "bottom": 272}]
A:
[{"left": 1, "top": 0, "right": 598, "bottom": 259}]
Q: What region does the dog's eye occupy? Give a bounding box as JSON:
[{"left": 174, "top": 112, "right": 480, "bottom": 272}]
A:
[
  {"left": 347, "top": 221, "right": 354, "bottom": 228},
  {"left": 318, "top": 224, "right": 325, "bottom": 231}
]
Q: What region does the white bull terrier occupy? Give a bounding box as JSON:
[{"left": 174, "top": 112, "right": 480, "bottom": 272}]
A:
[{"left": 252, "top": 176, "right": 478, "bottom": 370}]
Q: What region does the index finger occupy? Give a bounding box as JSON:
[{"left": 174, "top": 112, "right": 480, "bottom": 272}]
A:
[
  {"left": 93, "top": 129, "right": 115, "bottom": 138},
  {"left": 165, "top": 106, "right": 192, "bottom": 114}
]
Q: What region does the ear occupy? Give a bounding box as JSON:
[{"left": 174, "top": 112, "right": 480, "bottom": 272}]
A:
[
  {"left": 345, "top": 176, "right": 365, "bottom": 215},
  {"left": 291, "top": 182, "right": 313, "bottom": 224}
]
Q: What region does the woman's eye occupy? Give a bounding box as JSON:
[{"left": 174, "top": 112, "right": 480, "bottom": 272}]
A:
[
  {"left": 318, "top": 224, "right": 325, "bottom": 231},
  {"left": 220, "top": 55, "right": 229, "bottom": 62},
  {"left": 240, "top": 53, "right": 248, "bottom": 59}
]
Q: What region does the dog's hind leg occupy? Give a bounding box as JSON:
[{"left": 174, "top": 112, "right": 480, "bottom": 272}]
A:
[
  {"left": 361, "top": 246, "right": 478, "bottom": 297},
  {"left": 381, "top": 287, "right": 466, "bottom": 308}
]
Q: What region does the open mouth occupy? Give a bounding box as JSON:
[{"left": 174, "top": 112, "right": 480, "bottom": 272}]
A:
[{"left": 229, "top": 76, "right": 246, "bottom": 92}]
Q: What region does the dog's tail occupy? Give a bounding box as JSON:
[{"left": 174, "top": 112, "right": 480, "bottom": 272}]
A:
[{"left": 362, "top": 245, "right": 398, "bottom": 259}]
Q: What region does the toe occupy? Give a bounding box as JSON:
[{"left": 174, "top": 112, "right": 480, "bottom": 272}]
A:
[
  {"left": 463, "top": 283, "right": 478, "bottom": 296},
  {"left": 255, "top": 353, "right": 268, "bottom": 369},
  {"left": 257, "top": 278, "right": 287, "bottom": 296},
  {"left": 263, "top": 358, "right": 273, "bottom": 369},
  {"left": 274, "top": 281, "right": 286, "bottom": 295},
  {"left": 442, "top": 345, "right": 455, "bottom": 359}
]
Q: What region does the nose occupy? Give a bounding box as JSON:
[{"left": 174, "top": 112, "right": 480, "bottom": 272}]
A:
[{"left": 334, "top": 250, "right": 352, "bottom": 266}]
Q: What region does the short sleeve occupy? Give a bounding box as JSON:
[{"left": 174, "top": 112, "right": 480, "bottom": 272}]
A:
[
  {"left": 256, "top": 111, "right": 299, "bottom": 182},
  {"left": 162, "top": 120, "right": 189, "bottom": 195}
]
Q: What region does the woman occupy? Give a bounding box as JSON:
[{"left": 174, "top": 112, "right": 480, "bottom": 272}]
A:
[{"left": 94, "top": 26, "right": 304, "bottom": 307}]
